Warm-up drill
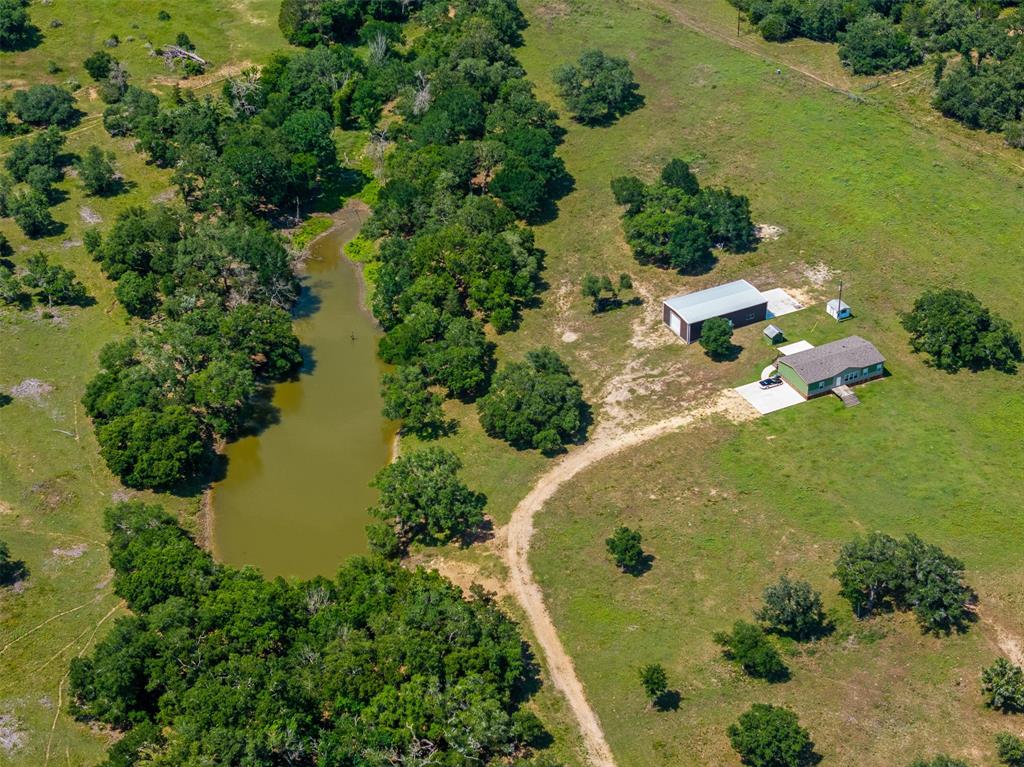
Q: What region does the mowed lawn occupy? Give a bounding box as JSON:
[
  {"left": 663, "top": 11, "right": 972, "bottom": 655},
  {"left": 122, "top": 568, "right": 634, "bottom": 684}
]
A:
[
  {"left": 0, "top": 4, "right": 287, "bottom": 764},
  {"left": 516, "top": 0, "right": 1024, "bottom": 765}
]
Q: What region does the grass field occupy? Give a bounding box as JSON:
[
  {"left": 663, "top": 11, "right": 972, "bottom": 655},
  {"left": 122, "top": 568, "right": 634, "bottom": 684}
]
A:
[{"left": 510, "top": 0, "right": 1024, "bottom": 765}]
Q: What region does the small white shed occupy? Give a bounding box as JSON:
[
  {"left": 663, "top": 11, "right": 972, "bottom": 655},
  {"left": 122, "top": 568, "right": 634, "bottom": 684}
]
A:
[{"left": 826, "top": 299, "right": 851, "bottom": 320}]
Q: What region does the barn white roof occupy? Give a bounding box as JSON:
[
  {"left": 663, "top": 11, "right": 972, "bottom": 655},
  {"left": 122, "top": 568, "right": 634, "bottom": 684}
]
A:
[{"left": 663, "top": 280, "right": 766, "bottom": 324}]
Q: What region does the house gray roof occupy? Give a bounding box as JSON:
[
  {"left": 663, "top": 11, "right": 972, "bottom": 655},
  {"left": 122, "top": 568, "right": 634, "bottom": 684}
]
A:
[
  {"left": 663, "top": 280, "right": 766, "bottom": 324},
  {"left": 764, "top": 324, "right": 783, "bottom": 337},
  {"left": 779, "top": 336, "right": 884, "bottom": 383}
]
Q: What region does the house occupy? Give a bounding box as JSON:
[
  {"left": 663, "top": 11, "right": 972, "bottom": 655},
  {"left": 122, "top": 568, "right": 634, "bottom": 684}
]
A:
[
  {"left": 777, "top": 336, "right": 884, "bottom": 398},
  {"left": 662, "top": 279, "right": 768, "bottom": 343},
  {"left": 763, "top": 324, "right": 784, "bottom": 344},
  {"left": 826, "top": 299, "right": 852, "bottom": 320}
]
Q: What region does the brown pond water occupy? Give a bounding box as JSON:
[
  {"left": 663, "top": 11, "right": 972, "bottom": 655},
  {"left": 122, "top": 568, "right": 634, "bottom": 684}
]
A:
[{"left": 211, "top": 206, "right": 394, "bottom": 579}]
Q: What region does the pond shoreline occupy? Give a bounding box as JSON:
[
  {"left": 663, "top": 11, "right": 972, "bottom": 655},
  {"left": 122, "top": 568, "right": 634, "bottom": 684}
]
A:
[{"left": 199, "top": 199, "right": 397, "bottom": 567}]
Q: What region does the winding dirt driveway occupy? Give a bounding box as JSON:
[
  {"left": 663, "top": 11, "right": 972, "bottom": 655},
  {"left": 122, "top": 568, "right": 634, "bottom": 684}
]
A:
[{"left": 503, "top": 391, "right": 754, "bottom": 767}]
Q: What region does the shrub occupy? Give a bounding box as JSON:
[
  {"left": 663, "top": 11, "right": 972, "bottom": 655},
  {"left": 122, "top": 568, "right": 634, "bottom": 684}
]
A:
[
  {"left": 759, "top": 13, "right": 793, "bottom": 42},
  {"left": 83, "top": 50, "right": 116, "bottom": 81},
  {"left": 8, "top": 189, "right": 57, "bottom": 238},
  {"left": 1004, "top": 121, "right": 1024, "bottom": 150},
  {"left": 477, "top": 347, "right": 587, "bottom": 453},
  {"left": 22, "top": 253, "right": 88, "bottom": 306},
  {"left": 77, "top": 145, "right": 119, "bottom": 195},
  {"left": 727, "top": 704, "right": 816, "bottom": 767},
  {"left": 901, "top": 288, "right": 1021, "bottom": 373},
  {"left": 639, "top": 663, "right": 668, "bottom": 706},
  {"left": 713, "top": 620, "right": 788, "bottom": 680},
  {"left": 982, "top": 658, "right": 1024, "bottom": 713},
  {"left": 606, "top": 526, "right": 645, "bottom": 573},
  {"left": 756, "top": 575, "right": 828, "bottom": 640},
  {"left": 660, "top": 158, "right": 699, "bottom": 195},
  {"left": 908, "top": 758, "right": 969, "bottom": 767},
  {"left": 699, "top": 316, "right": 734, "bottom": 360},
  {"left": 996, "top": 732, "right": 1024, "bottom": 767}
]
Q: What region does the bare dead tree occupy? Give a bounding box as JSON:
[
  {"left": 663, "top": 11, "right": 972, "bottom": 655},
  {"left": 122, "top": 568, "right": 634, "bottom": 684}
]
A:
[
  {"left": 368, "top": 32, "right": 390, "bottom": 68},
  {"left": 366, "top": 129, "right": 390, "bottom": 182},
  {"left": 228, "top": 67, "right": 262, "bottom": 116},
  {"left": 412, "top": 70, "right": 432, "bottom": 116},
  {"left": 162, "top": 45, "right": 207, "bottom": 69}
]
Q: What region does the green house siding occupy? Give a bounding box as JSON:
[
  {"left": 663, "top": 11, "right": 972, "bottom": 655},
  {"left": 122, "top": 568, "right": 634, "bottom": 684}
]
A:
[{"left": 777, "top": 362, "right": 808, "bottom": 396}]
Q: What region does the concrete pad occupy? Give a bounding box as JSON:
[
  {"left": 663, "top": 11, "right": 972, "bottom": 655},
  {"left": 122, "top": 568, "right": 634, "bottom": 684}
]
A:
[
  {"left": 778, "top": 340, "right": 814, "bottom": 356},
  {"left": 762, "top": 288, "right": 804, "bottom": 319},
  {"left": 735, "top": 380, "right": 806, "bottom": 415}
]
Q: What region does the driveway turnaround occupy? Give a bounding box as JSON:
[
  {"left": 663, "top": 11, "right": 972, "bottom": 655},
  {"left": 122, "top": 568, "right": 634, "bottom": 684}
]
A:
[
  {"left": 762, "top": 288, "right": 804, "bottom": 319},
  {"left": 735, "top": 380, "right": 806, "bottom": 414}
]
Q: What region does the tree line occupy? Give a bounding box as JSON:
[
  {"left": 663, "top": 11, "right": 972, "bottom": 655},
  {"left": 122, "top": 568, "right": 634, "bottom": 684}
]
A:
[
  {"left": 729, "top": 1, "right": 1024, "bottom": 148},
  {"left": 68, "top": 502, "right": 559, "bottom": 767}
]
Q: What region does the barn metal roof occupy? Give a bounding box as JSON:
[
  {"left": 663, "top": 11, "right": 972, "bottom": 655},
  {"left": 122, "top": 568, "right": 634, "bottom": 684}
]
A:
[
  {"left": 662, "top": 280, "right": 766, "bottom": 324},
  {"left": 779, "top": 336, "right": 884, "bottom": 383}
]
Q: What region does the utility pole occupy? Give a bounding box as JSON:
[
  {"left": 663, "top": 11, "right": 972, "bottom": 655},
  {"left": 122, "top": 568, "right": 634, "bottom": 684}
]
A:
[{"left": 836, "top": 279, "right": 843, "bottom": 322}]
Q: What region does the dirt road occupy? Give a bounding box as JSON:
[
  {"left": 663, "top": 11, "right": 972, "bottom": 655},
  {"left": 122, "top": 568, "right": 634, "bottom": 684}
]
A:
[{"left": 503, "top": 391, "right": 754, "bottom": 767}]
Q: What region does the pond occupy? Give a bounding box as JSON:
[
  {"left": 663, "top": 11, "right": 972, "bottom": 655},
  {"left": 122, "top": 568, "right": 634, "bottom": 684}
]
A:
[{"left": 211, "top": 205, "right": 395, "bottom": 579}]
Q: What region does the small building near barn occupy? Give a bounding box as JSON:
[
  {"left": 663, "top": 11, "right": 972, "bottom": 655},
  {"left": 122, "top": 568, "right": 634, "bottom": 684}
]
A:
[
  {"left": 663, "top": 279, "right": 768, "bottom": 343},
  {"left": 777, "top": 336, "right": 884, "bottom": 398},
  {"left": 826, "top": 299, "right": 852, "bottom": 320},
  {"left": 763, "top": 324, "right": 785, "bottom": 344}
]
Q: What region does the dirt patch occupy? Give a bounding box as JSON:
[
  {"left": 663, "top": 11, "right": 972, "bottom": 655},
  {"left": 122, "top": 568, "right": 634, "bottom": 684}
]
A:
[
  {"left": 420, "top": 556, "right": 508, "bottom": 600},
  {"left": 561, "top": 330, "right": 579, "bottom": 343},
  {"left": 152, "top": 61, "right": 254, "bottom": 90},
  {"left": 61, "top": 239, "right": 83, "bottom": 249},
  {"left": 9, "top": 379, "right": 53, "bottom": 400},
  {"left": 535, "top": 0, "right": 572, "bottom": 20},
  {"left": 803, "top": 261, "right": 835, "bottom": 288},
  {"left": 79, "top": 206, "right": 102, "bottom": 225},
  {"left": 0, "top": 713, "right": 26, "bottom": 754},
  {"left": 756, "top": 223, "right": 784, "bottom": 241},
  {"left": 51, "top": 544, "right": 88, "bottom": 560},
  {"left": 152, "top": 188, "right": 177, "bottom": 204}
]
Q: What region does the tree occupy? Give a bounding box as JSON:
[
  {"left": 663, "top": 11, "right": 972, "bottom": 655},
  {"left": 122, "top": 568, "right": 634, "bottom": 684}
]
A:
[
  {"left": 553, "top": 49, "right": 640, "bottom": 125},
  {"left": 699, "top": 317, "right": 734, "bottom": 360},
  {"left": 0, "top": 265, "right": 23, "bottom": 305},
  {"left": 422, "top": 316, "right": 494, "bottom": 400},
  {"left": 96, "top": 406, "right": 208, "bottom": 489},
  {"left": 727, "top": 704, "right": 816, "bottom": 767},
  {"left": 0, "top": 0, "right": 35, "bottom": 51},
  {"left": 12, "top": 84, "right": 79, "bottom": 128},
  {"left": 381, "top": 365, "right": 450, "bottom": 438},
  {"left": 77, "top": 145, "right": 119, "bottom": 195},
  {"left": 114, "top": 271, "right": 160, "bottom": 318},
  {"left": 713, "top": 620, "right": 789, "bottom": 681},
  {"left": 660, "top": 158, "right": 699, "bottom": 195},
  {"left": 84, "top": 50, "right": 116, "bottom": 81},
  {"left": 693, "top": 187, "right": 757, "bottom": 252},
  {"left": 4, "top": 125, "right": 66, "bottom": 182},
  {"left": 21, "top": 253, "right": 88, "bottom": 306},
  {"left": 982, "top": 658, "right": 1024, "bottom": 713},
  {"left": 370, "top": 447, "right": 486, "bottom": 549},
  {"left": 839, "top": 14, "right": 923, "bottom": 75},
  {"left": 756, "top": 576, "right": 828, "bottom": 640},
  {"left": 0, "top": 539, "right": 28, "bottom": 586},
  {"left": 901, "top": 288, "right": 1021, "bottom": 373},
  {"left": 996, "top": 732, "right": 1024, "bottom": 767},
  {"left": 581, "top": 272, "right": 617, "bottom": 313},
  {"left": 833, "top": 532, "right": 973, "bottom": 634},
  {"left": 639, "top": 663, "right": 668, "bottom": 707},
  {"left": 477, "top": 347, "right": 587, "bottom": 453},
  {"left": 610, "top": 175, "right": 647, "bottom": 215},
  {"left": 491, "top": 157, "right": 547, "bottom": 220},
  {"left": 606, "top": 526, "right": 646, "bottom": 573},
  {"left": 624, "top": 209, "right": 713, "bottom": 273},
  {"left": 8, "top": 188, "right": 57, "bottom": 238}
]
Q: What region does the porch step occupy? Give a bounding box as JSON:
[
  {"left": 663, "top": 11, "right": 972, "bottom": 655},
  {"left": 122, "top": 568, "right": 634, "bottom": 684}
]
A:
[{"left": 832, "top": 385, "right": 860, "bottom": 407}]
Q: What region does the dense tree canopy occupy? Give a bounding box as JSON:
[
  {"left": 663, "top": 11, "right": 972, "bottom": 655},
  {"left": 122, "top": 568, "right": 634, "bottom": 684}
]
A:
[
  {"left": 727, "top": 704, "right": 816, "bottom": 767},
  {"left": 839, "top": 14, "right": 923, "bottom": 75},
  {"left": 477, "top": 347, "right": 587, "bottom": 453},
  {"left": 11, "top": 84, "right": 79, "bottom": 128},
  {"left": 833, "top": 532, "right": 974, "bottom": 634},
  {"left": 901, "top": 288, "right": 1021, "bottom": 373},
  {"left": 0, "top": 0, "right": 36, "bottom": 52},
  {"left": 553, "top": 49, "right": 640, "bottom": 125},
  {"left": 613, "top": 159, "right": 755, "bottom": 274},
  {"left": 70, "top": 502, "right": 551, "bottom": 766}
]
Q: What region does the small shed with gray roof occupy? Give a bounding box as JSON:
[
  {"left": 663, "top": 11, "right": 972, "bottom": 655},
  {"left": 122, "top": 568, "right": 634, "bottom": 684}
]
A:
[
  {"left": 777, "top": 336, "right": 885, "bottom": 398},
  {"left": 662, "top": 279, "right": 768, "bottom": 343}
]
